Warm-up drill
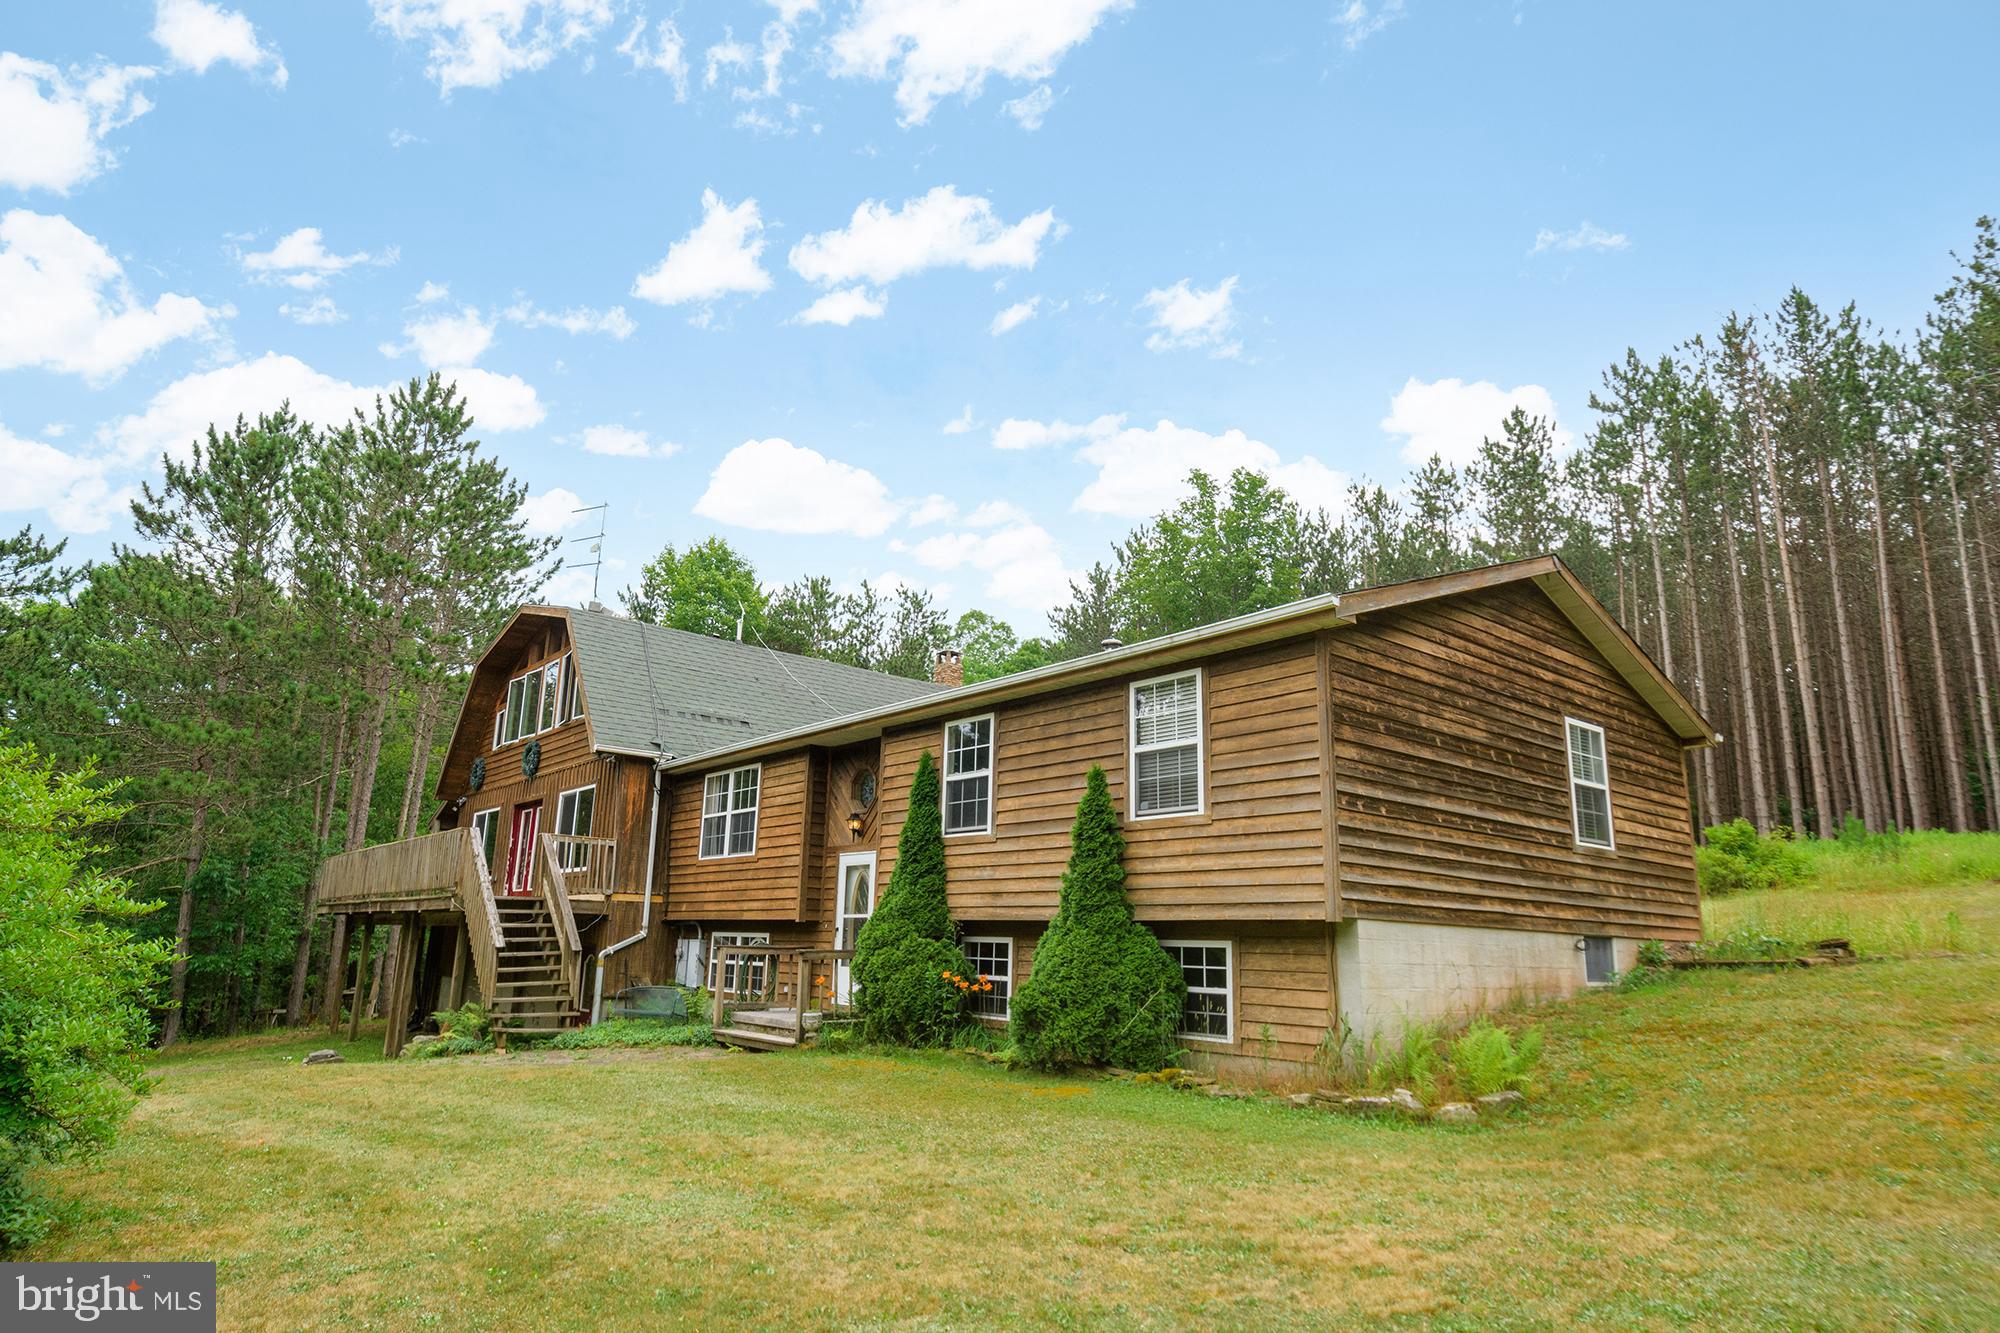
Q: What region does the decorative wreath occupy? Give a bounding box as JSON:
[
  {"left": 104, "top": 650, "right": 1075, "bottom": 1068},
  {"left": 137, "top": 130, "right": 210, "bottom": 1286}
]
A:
[
  {"left": 468, "top": 756, "right": 486, "bottom": 793},
  {"left": 521, "top": 739, "right": 542, "bottom": 778}
]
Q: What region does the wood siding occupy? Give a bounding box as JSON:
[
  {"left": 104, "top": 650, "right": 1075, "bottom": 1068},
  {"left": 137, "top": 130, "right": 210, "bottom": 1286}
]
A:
[
  {"left": 1330, "top": 581, "right": 1701, "bottom": 940},
  {"left": 439, "top": 612, "right": 592, "bottom": 800},
  {"left": 661, "top": 751, "right": 811, "bottom": 920},
  {"left": 871, "top": 638, "right": 1329, "bottom": 922}
]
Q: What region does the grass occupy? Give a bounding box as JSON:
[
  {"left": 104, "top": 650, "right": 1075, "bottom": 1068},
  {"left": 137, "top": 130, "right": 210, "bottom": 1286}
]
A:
[{"left": 18, "top": 856, "right": 2000, "bottom": 1327}]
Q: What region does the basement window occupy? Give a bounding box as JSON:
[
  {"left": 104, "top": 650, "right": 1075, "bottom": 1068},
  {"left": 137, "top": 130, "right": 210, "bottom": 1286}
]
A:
[
  {"left": 699, "top": 765, "right": 761, "bottom": 859},
  {"left": 707, "top": 931, "right": 771, "bottom": 994},
  {"left": 961, "top": 936, "right": 1012, "bottom": 1019},
  {"left": 1583, "top": 936, "right": 1616, "bottom": 985},
  {"left": 1565, "top": 717, "right": 1614, "bottom": 849},
  {"left": 1131, "top": 669, "right": 1204, "bottom": 818},
  {"left": 1161, "top": 939, "right": 1232, "bottom": 1043}
]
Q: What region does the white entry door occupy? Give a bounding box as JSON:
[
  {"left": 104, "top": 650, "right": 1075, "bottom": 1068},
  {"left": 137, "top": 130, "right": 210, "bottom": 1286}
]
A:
[{"left": 833, "top": 851, "right": 876, "bottom": 1003}]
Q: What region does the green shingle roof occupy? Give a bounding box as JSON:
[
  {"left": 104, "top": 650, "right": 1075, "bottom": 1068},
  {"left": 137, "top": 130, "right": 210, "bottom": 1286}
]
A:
[{"left": 565, "top": 605, "right": 945, "bottom": 760}]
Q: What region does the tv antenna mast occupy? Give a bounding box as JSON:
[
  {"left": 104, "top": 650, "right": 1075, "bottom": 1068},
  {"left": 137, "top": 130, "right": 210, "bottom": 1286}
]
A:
[{"left": 570, "top": 502, "right": 608, "bottom": 604}]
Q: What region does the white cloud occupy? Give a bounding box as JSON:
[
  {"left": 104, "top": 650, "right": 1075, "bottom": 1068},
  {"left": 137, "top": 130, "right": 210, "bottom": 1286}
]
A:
[
  {"left": 694, "top": 437, "right": 900, "bottom": 536},
  {"left": 369, "top": 0, "right": 617, "bottom": 94},
  {"left": 577, "top": 423, "right": 677, "bottom": 458},
  {"left": 239, "top": 227, "right": 388, "bottom": 289},
  {"left": 0, "top": 210, "right": 226, "bottom": 383},
  {"left": 388, "top": 127, "right": 424, "bottom": 148},
  {"left": 795, "top": 285, "right": 887, "bottom": 326},
  {"left": 1001, "top": 83, "right": 1055, "bottom": 130},
  {"left": 0, "top": 54, "right": 155, "bottom": 194},
  {"left": 827, "top": 0, "right": 1130, "bottom": 125},
  {"left": 1529, "top": 220, "right": 1630, "bottom": 256},
  {"left": 1072, "top": 418, "right": 1349, "bottom": 519},
  {"left": 989, "top": 296, "right": 1040, "bottom": 335},
  {"left": 1140, "top": 275, "right": 1240, "bottom": 358},
  {"left": 100, "top": 352, "right": 542, "bottom": 467},
  {"left": 385, "top": 305, "right": 495, "bottom": 367},
  {"left": 941, "top": 404, "right": 975, "bottom": 435},
  {"left": 790, "top": 185, "right": 1060, "bottom": 294},
  {"left": 907, "top": 493, "right": 959, "bottom": 526},
  {"left": 0, "top": 420, "right": 123, "bottom": 533},
  {"left": 704, "top": 31, "right": 753, "bottom": 88},
  {"left": 1335, "top": 0, "right": 1406, "bottom": 50},
  {"left": 521, "top": 486, "right": 590, "bottom": 537},
  {"left": 152, "top": 0, "right": 287, "bottom": 86},
  {"left": 632, "top": 189, "right": 772, "bottom": 310},
  {"left": 991, "top": 412, "right": 1122, "bottom": 451},
  {"left": 279, "top": 294, "right": 344, "bottom": 325},
  {"left": 900, "top": 504, "right": 1074, "bottom": 610},
  {"left": 1379, "top": 376, "right": 1567, "bottom": 466},
  {"left": 413, "top": 279, "right": 449, "bottom": 304},
  {"left": 616, "top": 17, "right": 687, "bottom": 97},
  {"left": 504, "top": 299, "right": 635, "bottom": 338}
]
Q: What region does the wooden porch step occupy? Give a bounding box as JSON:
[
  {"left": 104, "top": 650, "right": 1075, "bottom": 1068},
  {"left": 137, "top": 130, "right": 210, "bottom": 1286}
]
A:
[{"left": 714, "top": 1026, "right": 799, "bottom": 1051}]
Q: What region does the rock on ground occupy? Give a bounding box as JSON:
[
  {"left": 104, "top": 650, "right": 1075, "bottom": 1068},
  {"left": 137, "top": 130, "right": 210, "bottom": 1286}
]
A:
[{"left": 302, "top": 1049, "right": 344, "bottom": 1066}]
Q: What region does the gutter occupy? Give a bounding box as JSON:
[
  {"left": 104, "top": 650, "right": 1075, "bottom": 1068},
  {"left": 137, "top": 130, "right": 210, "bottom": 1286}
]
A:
[{"left": 590, "top": 750, "right": 670, "bottom": 1023}]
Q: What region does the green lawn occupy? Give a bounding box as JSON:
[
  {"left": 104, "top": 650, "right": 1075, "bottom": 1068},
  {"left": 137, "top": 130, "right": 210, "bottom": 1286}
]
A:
[{"left": 22, "top": 872, "right": 2000, "bottom": 1329}]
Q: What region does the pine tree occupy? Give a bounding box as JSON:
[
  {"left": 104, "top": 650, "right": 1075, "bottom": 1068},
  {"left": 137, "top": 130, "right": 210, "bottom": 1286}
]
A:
[
  {"left": 1009, "top": 766, "right": 1185, "bottom": 1071},
  {"left": 849, "top": 752, "right": 972, "bottom": 1045}
]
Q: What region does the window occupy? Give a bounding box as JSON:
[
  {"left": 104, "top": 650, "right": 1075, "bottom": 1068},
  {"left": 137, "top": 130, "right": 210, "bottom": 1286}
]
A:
[
  {"left": 699, "top": 765, "right": 761, "bottom": 859},
  {"left": 961, "top": 937, "right": 1012, "bottom": 1019},
  {"left": 539, "top": 658, "right": 561, "bottom": 732},
  {"left": 707, "top": 931, "right": 770, "bottom": 994},
  {"left": 942, "top": 715, "right": 994, "bottom": 835},
  {"left": 558, "top": 652, "right": 579, "bottom": 723},
  {"left": 554, "top": 784, "right": 595, "bottom": 869},
  {"left": 1583, "top": 936, "right": 1616, "bottom": 985},
  {"left": 499, "top": 675, "right": 526, "bottom": 745},
  {"left": 470, "top": 808, "right": 499, "bottom": 871},
  {"left": 1131, "top": 670, "right": 1203, "bottom": 818},
  {"left": 493, "top": 707, "right": 506, "bottom": 748},
  {"left": 1162, "top": 940, "right": 1232, "bottom": 1042},
  {"left": 1565, "top": 717, "right": 1614, "bottom": 849}
]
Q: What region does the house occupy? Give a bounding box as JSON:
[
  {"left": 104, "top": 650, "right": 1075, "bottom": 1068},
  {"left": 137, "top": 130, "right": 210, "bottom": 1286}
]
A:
[{"left": 314, "top": 554, "right": 1717, "bottom": 1072}]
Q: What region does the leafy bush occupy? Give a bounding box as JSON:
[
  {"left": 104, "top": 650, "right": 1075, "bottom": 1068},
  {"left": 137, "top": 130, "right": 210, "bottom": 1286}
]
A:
[
  {"left": 543, "top": 1019, "right": 712, "bottom": 1050},
  {"left": 402, "top": 1034, "right": 491, "bottom": 1059},
  {"left": 851, "top": 751, "right": 972, "bottom": 1047},
  {"left": 1696, "top": 819, "right": 1812, "bottom": 896},
  {"left": 1365, "top": 1022, "right": 1447, "bottom": 1103},
  {"left": 0, "top": 737, "right": 172, "bottom": 1251},
  {"left": 1447, "top": 1018, "right": 1543, "bottom": 1098},
  {"left": 433, "top": 1002, "right": 489, "bottom": 1042},
  {"left": 1009, "top": 766, "right": 1186, "bottom": 1071}
]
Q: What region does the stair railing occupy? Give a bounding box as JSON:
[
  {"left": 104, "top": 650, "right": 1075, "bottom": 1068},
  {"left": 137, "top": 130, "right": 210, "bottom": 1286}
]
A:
[
  {"left": 456, "top": 830, "right": 508, "bottom": 1007},
  {"left": 535, "top": 833, "right": 585, "bottom": 1010}
]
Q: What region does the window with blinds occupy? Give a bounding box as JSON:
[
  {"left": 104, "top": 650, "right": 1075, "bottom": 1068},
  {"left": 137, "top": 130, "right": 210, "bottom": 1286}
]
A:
[{"left": 1131, "top": 670, "right": 1203, "bottom": 818}]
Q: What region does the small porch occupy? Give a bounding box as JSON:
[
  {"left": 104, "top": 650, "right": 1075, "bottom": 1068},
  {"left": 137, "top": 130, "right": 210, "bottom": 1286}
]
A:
[
  {"left": 708, "top": 943, "right": 856, "bottom": 1050},
  {"left": 314, "top": 826, "right": 614, "bottom": 1054}
]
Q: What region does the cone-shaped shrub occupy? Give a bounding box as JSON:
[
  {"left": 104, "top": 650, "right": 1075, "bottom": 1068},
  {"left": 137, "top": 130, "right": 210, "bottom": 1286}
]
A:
[
  {"left": 851, "top": 750, "right": 971, "bottom": 1045},
  {"left": 1010, "top": 765, "right": 1185, "bottom": 1070}
]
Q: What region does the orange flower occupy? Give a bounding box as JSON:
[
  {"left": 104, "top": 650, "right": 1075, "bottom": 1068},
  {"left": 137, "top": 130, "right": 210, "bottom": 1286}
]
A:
[
  {"left": 978, "top": 975, "right": 988, "bottom": 984},
  {"left": 940, "top": 970, "right": 951, "bottom": 979}
]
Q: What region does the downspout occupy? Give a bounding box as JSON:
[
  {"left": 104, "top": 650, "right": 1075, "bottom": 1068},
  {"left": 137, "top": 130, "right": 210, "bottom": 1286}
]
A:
[{"left": 591, "top": 753, "right": 670, "bottom": 1023}]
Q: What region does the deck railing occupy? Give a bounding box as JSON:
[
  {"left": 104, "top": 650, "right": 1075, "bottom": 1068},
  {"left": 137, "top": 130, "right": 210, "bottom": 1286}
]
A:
[
  {"left": 546, "top": 834, "right": 618, "bottom": 896},
  {"left": 535, "top": 833, "right": 586, "bottom": 1009},
  {"left": 709, "top": 945, "right": 857, "bottom": 1043},
  {"left": 312, "top": 826, "right": 506, "bottom": 1007}
]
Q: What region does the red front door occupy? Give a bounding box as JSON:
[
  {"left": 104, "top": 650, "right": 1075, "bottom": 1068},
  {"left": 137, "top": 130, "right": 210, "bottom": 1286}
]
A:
[{"left": 506, "top": 802, "right": 541, "bottom": 896}]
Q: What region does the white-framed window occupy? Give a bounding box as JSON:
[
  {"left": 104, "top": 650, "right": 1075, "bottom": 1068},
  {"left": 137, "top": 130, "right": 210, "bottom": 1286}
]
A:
[
  {"left": 554, "top": 784, "right": 595, "bottom": 869},
  {"left": 1130, "top": 669, "right": 1204, "bottom": 819},
  {"left": 961, "top": 936, "right": 1012, "bottom": 1019},
  {"left": 539, "top": 658, "right": 562, "bottom": 732},
  {"left": 699, "top": 764, "right": 761, "bottom": 859},
  {"left": 1583, "top": 936, "right": 1616, "bottom": 985},
  {"left": 470, "top": 808, "right": 500, "bottom": 871},
  {"left": 942, "top": 714, "right": 995, "bottom": 835},
  {"left": 1161, "top": 939, "right": 1232, "bottom": 1043},
  {"left": 1564, "top": 717, "right": 1614, "bottom": 849},
  {"left": 493, "top": 706, "right": 506, "bottom": 748},
  {"left": 707, "top": 931, "right": 771, "bottom": 994},
  {"left": 558, "top": 652, "right": 579, "bottom": 723}
]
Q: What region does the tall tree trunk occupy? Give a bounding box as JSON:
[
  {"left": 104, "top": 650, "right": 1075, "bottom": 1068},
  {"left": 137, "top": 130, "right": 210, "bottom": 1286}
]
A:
[
  {"left": 1750, "top": 474, "right": 1805, "bottom": 834},
  {"left": 1815, "top": 457, "right": 1885, "bottom": 830},
  {"left": 1869, "top": 459, "right": 1929, "bottom": 827},
  {"left": 1914, "top": 490, "right": 1973, "bottom": 830},
  {"left": 1757, "top": 409, "right": 1834, "bottom": 835},
  {"left": 1944, "top": 454, "right": 2000, "bottom": 829},
  {"left": 1720, "top": 492, "right": 1772, "bottom": 830},
  {"left": 158, "top": 797, "right": 209, "bottom": 1048},
  {"left": 287, "top": 704, "right": 351, "bottom": 1023}
]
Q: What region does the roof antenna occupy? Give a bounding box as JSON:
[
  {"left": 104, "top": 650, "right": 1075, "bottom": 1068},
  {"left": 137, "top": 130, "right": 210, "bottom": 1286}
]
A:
[
  {"left": 734, "top": 598, "right": 746, "bottom": 644},
  {"left": 570, "top": 502, "right": 607, "bottom": 605}
]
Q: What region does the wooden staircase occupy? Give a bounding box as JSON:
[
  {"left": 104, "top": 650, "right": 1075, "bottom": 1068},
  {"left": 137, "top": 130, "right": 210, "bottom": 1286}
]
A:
[{"left": 488, "top": 897, "right": 576, "bottom": 1036}]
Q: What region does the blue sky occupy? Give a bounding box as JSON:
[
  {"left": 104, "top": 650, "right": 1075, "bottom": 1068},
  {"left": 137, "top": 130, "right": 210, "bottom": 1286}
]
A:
[{"left": 5, "top": 1, "right": 1997, "bottom": 630}]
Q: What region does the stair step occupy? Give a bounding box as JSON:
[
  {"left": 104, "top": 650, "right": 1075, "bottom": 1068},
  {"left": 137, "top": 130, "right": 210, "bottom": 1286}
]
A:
[{"left": 714, "top": 1027, "right": 798, "bottom": 1051}]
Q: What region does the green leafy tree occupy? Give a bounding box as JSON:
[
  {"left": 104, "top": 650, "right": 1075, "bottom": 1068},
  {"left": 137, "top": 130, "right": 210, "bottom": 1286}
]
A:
[
  {"left": 952, "top": 609, "right": 1019, "bottom": 683},
  {"left": 0, "top": 737, "right": 172, "bottom": 1249},
  {"left": 622, "top": 536, "right": 765, "bottom": 639},
  {"left": 849, "top": 752, "right": 971, "bottom": 1045},
  {"left": 1009, "top": 766, "right": 1185, "bottom": 1071}
]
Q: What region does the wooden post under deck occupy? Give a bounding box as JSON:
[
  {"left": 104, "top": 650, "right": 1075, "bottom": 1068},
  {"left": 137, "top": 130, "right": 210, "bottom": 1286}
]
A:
[
  {"left": 347, "top": 919, "right": 374, "bottom": 1042},
  {"left": 383, "top": 912, "right": 423, "bottom": 1058},
  {"left": 326, "top": 915, "right": 352, "bottom": 1033},
  {"left": 447, "top": 925, "right": 470, "bottom": 1010}
]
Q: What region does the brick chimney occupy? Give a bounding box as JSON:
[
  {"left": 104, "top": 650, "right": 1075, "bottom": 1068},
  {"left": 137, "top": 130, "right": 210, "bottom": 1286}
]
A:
[{"left": 932, "top": 647, "right": 964, "bottom": 688}]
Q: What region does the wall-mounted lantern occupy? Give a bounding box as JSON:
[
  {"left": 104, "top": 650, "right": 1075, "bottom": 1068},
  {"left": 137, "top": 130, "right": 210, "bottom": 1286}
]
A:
[{"left": 846, "top": 811, "right": 864, "bottom": 840}]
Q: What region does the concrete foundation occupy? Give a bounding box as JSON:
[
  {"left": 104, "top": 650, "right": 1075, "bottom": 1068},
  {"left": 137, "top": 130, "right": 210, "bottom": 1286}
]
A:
[{"left": 1334, "top": 918, "right": 1638, "bottom": 1048}]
